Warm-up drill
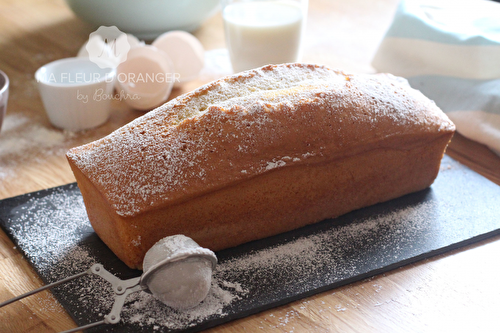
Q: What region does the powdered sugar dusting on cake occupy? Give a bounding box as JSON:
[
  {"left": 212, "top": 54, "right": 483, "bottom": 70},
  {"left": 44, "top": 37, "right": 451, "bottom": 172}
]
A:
[{"left": 67, "top": 64, "right": 454, "bottom": 217}]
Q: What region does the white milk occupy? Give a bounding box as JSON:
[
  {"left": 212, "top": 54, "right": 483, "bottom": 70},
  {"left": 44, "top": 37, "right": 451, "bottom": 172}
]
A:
[{"left": 223, "top": 1, "right": 305, "bottom": 73}]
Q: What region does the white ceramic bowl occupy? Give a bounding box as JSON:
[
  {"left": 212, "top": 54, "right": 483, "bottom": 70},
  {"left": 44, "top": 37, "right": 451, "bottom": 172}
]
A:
[
  {"left": 65, "top": 0, "right": 220, "bottom": 40},
  {"left": 35, "top": 58, "right": 116, "bottom": 131}
]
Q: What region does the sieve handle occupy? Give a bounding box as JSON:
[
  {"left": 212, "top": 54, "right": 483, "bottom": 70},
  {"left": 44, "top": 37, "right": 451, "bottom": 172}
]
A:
[
  {"left": 0, "top": 270, "right": 89, "bottom": 308},
  {"left": 0, "top": 263, "right": 142, "bottom": 332},
  {"left": 58, "top": 319, "right": 106, "bottom": 333},
  {"left": 88, "top": 264, "right": 142, "bottom": 325},
  {"left": 57, "top": 264, "right": 142, "bottom": 333}
]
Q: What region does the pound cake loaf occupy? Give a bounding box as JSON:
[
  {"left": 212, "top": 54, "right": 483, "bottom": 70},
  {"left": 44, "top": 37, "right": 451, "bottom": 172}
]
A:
[{"left": 67, "top": 63, "right": 455, "bottom": 269}]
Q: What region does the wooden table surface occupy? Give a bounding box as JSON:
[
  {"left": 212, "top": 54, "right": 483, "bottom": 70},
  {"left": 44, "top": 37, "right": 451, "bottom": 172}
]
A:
[{"left": 1, "top": 0, "right": 500, "bottom": 332}]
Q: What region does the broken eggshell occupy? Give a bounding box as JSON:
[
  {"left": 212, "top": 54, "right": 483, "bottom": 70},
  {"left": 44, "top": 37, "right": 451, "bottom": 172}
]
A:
[
  {"left": 76, "top": 31, "right": 205, "bottom": 111},
  {"left": 115, "top": 45, "right": 175, "bottom": 110},
  {"left": 152, "top": 30, "right": 205, "bottom": 85}
]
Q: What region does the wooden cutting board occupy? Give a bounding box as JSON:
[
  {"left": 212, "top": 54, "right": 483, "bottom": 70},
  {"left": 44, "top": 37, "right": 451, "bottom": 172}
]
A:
[{"left": 1, "top": 155, "right": 499, "bottom": 333}]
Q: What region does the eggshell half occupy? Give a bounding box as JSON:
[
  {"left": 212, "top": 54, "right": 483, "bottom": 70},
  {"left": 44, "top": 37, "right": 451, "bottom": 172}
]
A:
[
  {"left": 115, "top": 45, "right": 174, "bottom": 111},
  {"left": 152, "top": 31, "right": 204, "bottom": 84}
]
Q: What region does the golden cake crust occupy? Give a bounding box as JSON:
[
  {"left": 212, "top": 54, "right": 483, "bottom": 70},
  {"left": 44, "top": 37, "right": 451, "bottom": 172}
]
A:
[{"left": 67, "top": 63, "right": 455, "bottom": 268}]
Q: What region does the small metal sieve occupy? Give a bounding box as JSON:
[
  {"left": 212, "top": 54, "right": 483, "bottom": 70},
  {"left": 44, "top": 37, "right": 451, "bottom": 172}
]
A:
[{"left": 0, "top": 234, "right": 217, "bottom": 333}]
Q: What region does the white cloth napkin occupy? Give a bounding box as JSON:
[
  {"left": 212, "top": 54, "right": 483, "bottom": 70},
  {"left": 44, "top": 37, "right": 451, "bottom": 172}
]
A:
[{"left": 372, "top": 0, "right": 500, "bottom": 155}]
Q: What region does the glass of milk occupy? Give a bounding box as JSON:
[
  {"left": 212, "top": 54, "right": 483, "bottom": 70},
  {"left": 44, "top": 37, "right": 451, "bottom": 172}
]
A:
[
  {"left": 222, "top": 0, "right": 308, "bottom": 73},
  {"left": 0, "top": 70, "right": 8, "bottom": 134}
]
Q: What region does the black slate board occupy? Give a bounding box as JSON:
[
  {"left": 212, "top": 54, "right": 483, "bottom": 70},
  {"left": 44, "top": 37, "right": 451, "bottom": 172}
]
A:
[{"left": 1, "top": 155, "right": 500, "bottom": 332}]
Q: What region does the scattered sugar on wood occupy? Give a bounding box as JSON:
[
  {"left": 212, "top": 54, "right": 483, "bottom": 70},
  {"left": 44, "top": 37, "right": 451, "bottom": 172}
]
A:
[
  {"left": 0, "top": 114, "right": 74, "bottom": 157},
  {"left": 0, "top": 114, "right": 76, "bottom": 180}
]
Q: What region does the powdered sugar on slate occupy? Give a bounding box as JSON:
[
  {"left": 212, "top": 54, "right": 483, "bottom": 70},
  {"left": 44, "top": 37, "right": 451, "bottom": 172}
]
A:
[
  {"left": 6, "top": 187, "right": 249, "bottom": 329},
  {"left": 5, "top": 184, "right": 440, "bottom": 332},
  {"left": 9, "top": 187, "right": 91, "bottom": 273}
]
